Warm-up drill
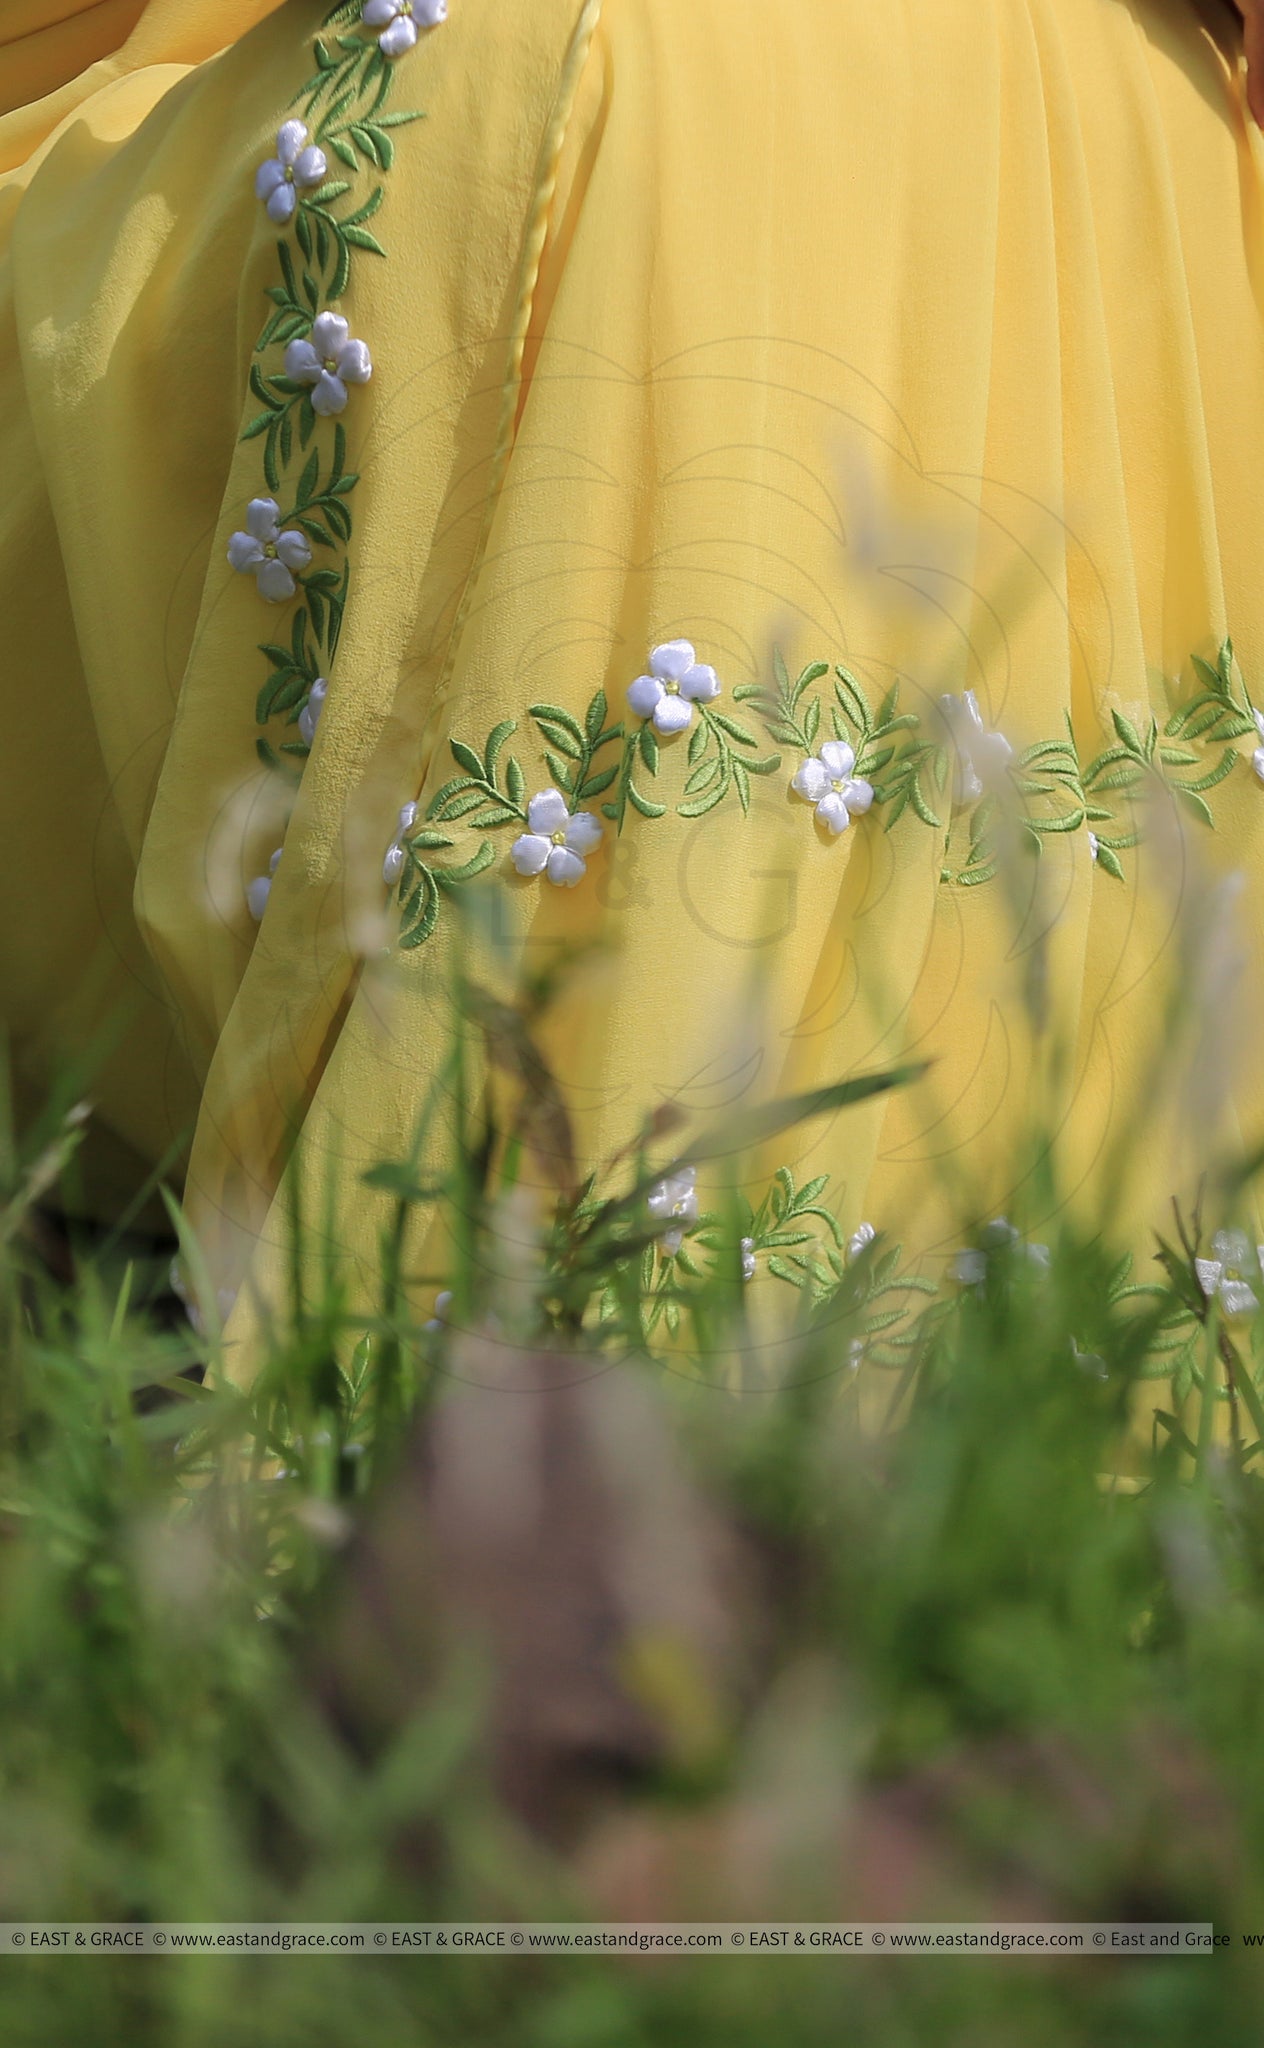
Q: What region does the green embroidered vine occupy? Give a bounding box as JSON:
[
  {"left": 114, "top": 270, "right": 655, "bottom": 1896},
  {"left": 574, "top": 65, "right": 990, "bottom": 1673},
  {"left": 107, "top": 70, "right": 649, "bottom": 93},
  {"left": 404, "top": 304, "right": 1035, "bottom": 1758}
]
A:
[
  {"left": 393, "top": 678, "right": 777, "bottom": 948},
  {"left": 641, "top": 1166, "right": 934, "bottom": 1354},
  {"left": 389, "top": 636, "right": 1260, "bottom": 949},
  {"left": 726, "top": 1166, "right": 846, "bottom": 1287},
  {"left": 741, "top": 639, "right": 1257, "bottom": 889},
  {"left": 242, "top": 6, "right": 426, "bottom": 770},
  {"left": 1077, "top": 640, "right": 1256, "bottom": 880}
]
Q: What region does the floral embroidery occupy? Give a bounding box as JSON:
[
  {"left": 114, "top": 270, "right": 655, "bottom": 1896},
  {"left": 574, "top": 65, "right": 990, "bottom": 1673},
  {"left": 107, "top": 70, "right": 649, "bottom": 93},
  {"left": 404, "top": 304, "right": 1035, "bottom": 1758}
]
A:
[
  {"left": 745, "top": 639, "right": 1259, "bottom": 888},
  {"left": 1079, "top": 641, "right": 1256, "bottom": 880},
  {"left": 627, "top": 640, "right": 721, "bottom": 736},
  {"left": 382, "top": 802, "right": 418, "bottom": 885},
  {"left": 618, "top": 645, "right": 778, "bottom": 824},
  {"left": 390, "top": 662, "right": 779, "bottom": 945},
  {"left": 647, "top": 1166, "right": 699, "bottom": 1257},
  {"left": 246, "top": 847, "right": 284, "bottom": 922},
  {"left": 255, "top": 121, "right": 328, "bottom": 225},
  {"left": 511, "top": 790, "right": 604, "bottom": 887},
  {"left": 298, "top": 676, "right": 328, "bottom": 747},
  {"left": 227, "top": 498, "right": 313, "bottom": 602},
  {"left": 284, "top": 313, "right": 373, "bottom": 416},
  {"left": 238, "top": 8, "right": 432, "bottom": 775},
  {"left": 791, "top": 738, "right": 874, "bottom": 834},
  {"left": 363, "top": 0, "right": 445, "bottom": 57},
  {"left": 386, "top": 634, "right": 1260, "bottom": 948},
  {"left": 952, "top": 1218, "right": 1050, "bottom": 1287},
  {"left": 680, "top": 1168, "right": 936, "bottom": 1361},
  {"left": 1195, "top": 1230, "right": 1264, "bottom": 1319},
  {"left": 424, "top": 1287, "right": 452, "bottom": 1333},
  {"left": 938, "top": 689, "right": 1014, "bottom": 804}
]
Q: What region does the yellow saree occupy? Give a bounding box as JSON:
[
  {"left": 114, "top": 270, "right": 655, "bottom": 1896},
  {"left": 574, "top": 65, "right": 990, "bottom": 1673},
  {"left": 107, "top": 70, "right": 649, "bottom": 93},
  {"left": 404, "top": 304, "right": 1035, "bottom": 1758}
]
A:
[{"left": 2, "top": 0, "right": 1264, "bottom": 1373}]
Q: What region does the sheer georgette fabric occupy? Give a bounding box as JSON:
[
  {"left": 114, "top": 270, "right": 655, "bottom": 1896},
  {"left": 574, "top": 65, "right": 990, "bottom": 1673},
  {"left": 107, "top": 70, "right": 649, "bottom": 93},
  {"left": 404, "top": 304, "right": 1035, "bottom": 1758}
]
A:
[{"left": 2, "top": 0, "right": 1264, "bottom": 1368}]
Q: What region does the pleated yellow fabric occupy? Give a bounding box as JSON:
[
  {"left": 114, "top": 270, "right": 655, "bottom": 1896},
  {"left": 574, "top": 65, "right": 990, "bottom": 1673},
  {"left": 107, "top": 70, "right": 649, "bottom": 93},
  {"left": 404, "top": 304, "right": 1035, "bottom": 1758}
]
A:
[{"left": 3, "top": 0, "right": 1264, "bottom": 1374}]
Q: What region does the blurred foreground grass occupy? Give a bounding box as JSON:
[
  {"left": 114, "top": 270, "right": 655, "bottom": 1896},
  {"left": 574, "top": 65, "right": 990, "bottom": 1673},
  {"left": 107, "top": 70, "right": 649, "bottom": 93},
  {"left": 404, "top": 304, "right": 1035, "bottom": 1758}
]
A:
[{"left": 3, "top": 935, "right": 1264, "bottom": 2046}]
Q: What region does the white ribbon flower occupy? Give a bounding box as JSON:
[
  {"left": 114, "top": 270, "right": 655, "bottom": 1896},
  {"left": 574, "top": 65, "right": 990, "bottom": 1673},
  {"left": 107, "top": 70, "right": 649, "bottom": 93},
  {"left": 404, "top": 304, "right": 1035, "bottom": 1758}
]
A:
[
  {"left": 648, "top": 1167, "right": 699, "bottom": 1257},
  {"left": 847, "top": 1221, "right": 876, "bottom": 1261},
  {"left": 227, "top": 498, "right": 312, "bottom": 602},
  {"left": 952, "top": 1217, "right": 1049, "bottom": 1286},
  {"left": 425, "top": 1289, "right": 452, "bottom": 1334},
  {"left": 298, "top": 678, "right": 328, "bottom": 748},
  {"left": 255, "top": 121, "right": 327, "bottom": 225},
  {"left": 1251, "top": 709, "right": 1264, "bottom": 783},
  {"left": 382, "top": 802, "right": 418, "bottom": 886},
  {"left": 363, "top": 0, "right": 446, "bottom": 56},
  {"left": 627, "top": 640, "right": 721, "bottom": 736},
  {"left": 1072, "top": 1341, "right": 1109, "bottom": 1382},
  {"left": 246, "top": 847, "right": 283, "bottom": 923},
  {"left": 741, "top": 1237, "right": 757, "bottom": 1281},
  {"left": 792, "top": 740, "right": 874, "bottom": 834},
  {"left": 169, "top": 1261, "right": 238, "bottom": 1338},
  {"left": 511, "top": 789, "right": 603, "bottom": 886},
  {"left": 284, "top": 314, "right": 373, "bottom": 417},
  {"left": 939, "top": 690, "right": 1014, "bottom": 803},
  {"left": 1195, "top": 1230, "right": 1264, "bottom": 1319},
  {"left": 1088, "top": 830, "right": 1100, "bottom": 862}
]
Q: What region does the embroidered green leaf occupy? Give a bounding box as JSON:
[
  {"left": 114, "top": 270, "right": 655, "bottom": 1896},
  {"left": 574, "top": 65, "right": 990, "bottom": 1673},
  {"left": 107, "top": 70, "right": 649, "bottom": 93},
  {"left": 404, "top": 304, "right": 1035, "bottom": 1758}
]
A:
[
  {"left": 534, "top": 721, "right": 582, "bottom": 761},
  {"left": 434, "top": 843, "right": 498, "bottom": 888},
  {"left": 683, "top": 758, "right": 722, "bottom": 798},
  {"left": 1111, "top": 707, "right": 1146, "bottom": 756},
  {"left": 1177, "top": 749, "right": 1239, "bottom": 796},
  {"left": 529, "top": 705, "right": 585, "bottom": 750},
  {"left": 449, "top": 740, "right": 488, "bottom": 779},
  {"left": 342, "top": 225, "right": 388, "bottom": 257},
  {"left": 1173, "top": 786, "right": 1214, "bottom": 829},
  {"left": 585, "top": 688, "right": 608, "bottom": 741},
  {"left": 294, "top": 449, "right": 321, "bottom": 510}
]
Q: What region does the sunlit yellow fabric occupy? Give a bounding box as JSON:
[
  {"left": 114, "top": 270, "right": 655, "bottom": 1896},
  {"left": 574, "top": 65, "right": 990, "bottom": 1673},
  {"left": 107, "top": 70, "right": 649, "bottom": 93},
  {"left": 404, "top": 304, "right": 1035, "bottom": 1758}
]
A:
[{"left": 2, "top": 0, "right": 1264, "bottom": 1377}]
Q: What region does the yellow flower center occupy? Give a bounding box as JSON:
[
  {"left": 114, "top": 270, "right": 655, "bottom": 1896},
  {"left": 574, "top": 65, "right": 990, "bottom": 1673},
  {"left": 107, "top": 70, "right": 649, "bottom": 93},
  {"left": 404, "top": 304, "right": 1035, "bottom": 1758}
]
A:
[
  {"left": 263, "top": 541, "right": 278, "bottom": 559},
  {"left": 284, "top": 166, "right": 295, "bottom": 183},
  {"left": 831, "top": 777, "right": 848, "bottom": 793},
  {"left": 323, "top": 356, "right": 339, "bottom": 373},
  {"left": 663, "top": 680, "right": 680, "bottom": 695},
  {"left": 550, "top": 830, "right": 568, "bottom": 847}
]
